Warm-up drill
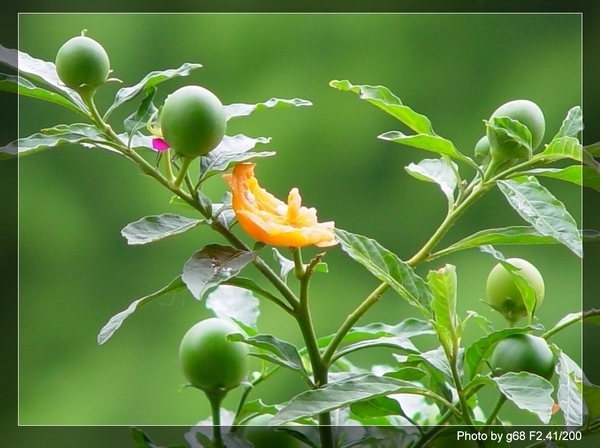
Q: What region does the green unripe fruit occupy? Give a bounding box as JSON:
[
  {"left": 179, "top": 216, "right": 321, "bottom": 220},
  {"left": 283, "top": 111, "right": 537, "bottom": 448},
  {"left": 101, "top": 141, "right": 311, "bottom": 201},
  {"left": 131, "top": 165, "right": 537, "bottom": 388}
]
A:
[
  {"left": 179, "top": 318, "right": 249, "bottom": 392},
  {"left": 489, "top": 333, "right": 555, "bottom": 380},
  {"left": 486, "top": 258, "right": 545, "bottom": 324},
  {"left": 474, "top": 136, "right": 491, "bottom": 166},
  {"left": 55, "top": 34, "right": 110, "bottom": 91},
  {"left": 490, "top": 99, "right": 546, "bottom": 151},
  {"left": 241, "top": 414, "right": 302, "bottom": 448},
  {"left": 160, "top": 85, "right": 227, "bottom": 158}
]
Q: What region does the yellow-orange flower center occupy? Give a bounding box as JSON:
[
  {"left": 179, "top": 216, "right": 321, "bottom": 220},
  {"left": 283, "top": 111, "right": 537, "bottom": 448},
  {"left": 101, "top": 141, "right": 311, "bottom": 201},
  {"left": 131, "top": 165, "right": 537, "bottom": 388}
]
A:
[{"left": 223, "top": 163, "right": 337, "bottom": 248}]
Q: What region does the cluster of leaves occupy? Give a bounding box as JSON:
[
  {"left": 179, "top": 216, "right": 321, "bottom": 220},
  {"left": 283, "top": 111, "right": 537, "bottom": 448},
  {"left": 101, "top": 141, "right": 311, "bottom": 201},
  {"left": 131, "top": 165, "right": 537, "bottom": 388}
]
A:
[{"left": 4, "top": 42, "right": 600, "bottom": 448}]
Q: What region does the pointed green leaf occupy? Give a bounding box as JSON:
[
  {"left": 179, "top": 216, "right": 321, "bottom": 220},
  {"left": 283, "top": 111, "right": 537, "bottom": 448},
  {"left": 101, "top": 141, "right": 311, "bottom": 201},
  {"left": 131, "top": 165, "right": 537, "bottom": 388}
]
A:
[
  {"left": 2, "top": 123, "right": 115, "bottom": 159},
  {"left": 554, "top": 348, "right": 583, "bottom": 427},
  {"left": 227, "top": 333, "right": 309, "bottom": 380},
  {"left": 492, "top": 372, "right": 554, "bottom": 423},
  {"left": 334, "top": 229, "right": 432, "bottom": 316},
  {"left": 224, "top": 97, "right": 312, "bottom": 120},
  {"left": 497, "top": 176, "right": 582, "bottom": 257},
  {"left": 131, "top": 427, "right": 163, "bottom": 448},
  {"left": 97, "top": 276, "right": 186, "bottom": 345},
  {"left": 124, "top": 85, "right": 158, "bottom": 134},
  {"left": 5, "top": 47, "right": 88, "bottom": 111},
  {"left": 104, "top": 63, "right": 202, "bottom": 118},
  {"left": 523, "top": 164, "right": 600, "bottom": 193},
  {"left": 329, "top": 80, "right": 434, "bottom": 134},
  {"left": 272, "top": 248, "right": 295, "bottom": 281},
  {"left": 0, "top": 73, "right": 85, "bottom": 116},
  {"left": 121, "top": 214, "right": 204, "bottom": 245},
  {"left": 486, "top": 116, "right": 533, "bottom": 160},
  {"left": 405, "top": 158, "right": 459, "bottom": 207},
  {"left": 440, "top": 227, "right": 560, "bottom": 258},
  {"left": 583, "top": 378, "right": 600, "bottom": 425},
  {"left": 379, "top": 131, "right": 472, "bottom": 165},
  {"left": 198, "top": 135, "right": 273, "bottom": 182},
  {"left": 555, "top": 106, "right": 583, "bottom": 139},
  {"left": 317, "top": 318, "right": 434, "bottom": 349},
  {"left": 350, "top": 396, "right": 404, "bottom": 418},
  {"left": 223, "top": 277, "right": 283, "bottom": 310},
  {"left": 332, "top": 336, "right": 419, "bottom": 363},
  {"left": 538, "top": 136, "right": 581, "bottom": 163},
  {"left": 585, "top": 141, "right": 600, "bottom": 157},
  {"left": 428, "top": 264, "right": 459, "bottom": 353},
  {"left": 205, "top": 285, "right": 260, "bottom": 330},
  {"left": 182, "top": 245, "right": 257, "bottom": 300},
  {"left": 271, "top": 374, "right": 439, "bottom": 426}
]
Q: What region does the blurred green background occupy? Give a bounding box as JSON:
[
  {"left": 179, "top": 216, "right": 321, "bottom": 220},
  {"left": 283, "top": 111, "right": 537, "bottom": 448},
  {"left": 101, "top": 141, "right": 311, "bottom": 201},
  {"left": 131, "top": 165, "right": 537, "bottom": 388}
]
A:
[{"left": 18, "top": 13, "right": 582, "bottom": 426}]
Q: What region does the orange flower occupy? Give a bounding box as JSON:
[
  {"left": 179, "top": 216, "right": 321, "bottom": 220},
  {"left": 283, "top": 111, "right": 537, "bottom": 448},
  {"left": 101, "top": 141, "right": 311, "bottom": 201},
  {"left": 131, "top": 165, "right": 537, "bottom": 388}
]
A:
[{"left": 223, "top": 163, "right": 337, "bottom": 248}]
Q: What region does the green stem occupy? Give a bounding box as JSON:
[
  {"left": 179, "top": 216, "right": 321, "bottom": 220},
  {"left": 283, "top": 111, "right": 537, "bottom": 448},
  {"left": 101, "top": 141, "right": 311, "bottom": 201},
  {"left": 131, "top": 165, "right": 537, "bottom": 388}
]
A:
[
  {"left": 322, "top": 281, "right": 390, "bottom": 366},
  {"left": 162, "top": 149, "right": 175, "bottom": 185},
  {"left": 292, "top": 248, "right": 334, "bottom": 448},
  {"left": 410, "top": 409, "right": 455, "bottom": 448},
  {"left": 172, "top": 156, "right": 194, "bottom": 190},
  {"left": 542, "top": 308, "right": 600, "bottom": 340},
  {"left": 485, "top": 394, "right": 507, "bottom": 425},
  {"left": 407, "top": 181, "right": 491, "bottom": 267},
  {"left": 449, "top": 354, "right": 476, "bottom": 427},
  {"left": 205, "top": 389, "right": 227, "bottom": 448}
]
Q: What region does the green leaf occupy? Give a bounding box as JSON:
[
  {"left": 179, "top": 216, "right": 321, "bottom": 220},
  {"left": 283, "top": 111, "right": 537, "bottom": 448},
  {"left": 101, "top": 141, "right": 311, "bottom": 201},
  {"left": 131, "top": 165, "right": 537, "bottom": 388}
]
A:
[
  {"left": 492, "top": 372, "right": 554, "bottom": 424},
  {"left": 350, "top": 396, "right": 404, "bottom": 418},
  {"left": 463, "top": 325, "right": 543, "bottom": 380},
  {"left": 211, "top": 192, "right": 236, "bottom": 230},
  {"left": 329, "top": 80, "right": 434, "bottom": 134},
  {"left": 428, "top": 264, "right": 460, "bottom": 354},
  {"left": 131, "top": 427, "right": 164, "bottom": 448},
  {"left": 198, "top": 135, "right": 274, "bottom": 182},
  {"left": 97, "top": 276, "right": 186, "bottom": 345},
  {"left": 553, "top": 348, "right": 583, "bottom": 427},
  {"left": 555, "top": 106, "right": 583, "bottom": 139},
  {"left": 583, "top": 379, "right": 600, "bottom": 426},
  {"left": 486, "top": 116, "right": 533, "bottom": 159},
  {"left": 333, "top": 336, "right": 419, "bottom": 363},
  {"left": 583, "top": 309, "right": 600, "bottom": 326},
  {"left": 585, "top": 141, "right": 600, "bottom": 157},
  {"left": 241, "top": 400, "right": 283, "bottom": 418},
  {"left": 272, "top": 248, "right": 295, "bottom": 281},
  {"left": 379, "top": 131, "right": 472, "bottom": 165},
  {"left": 384, "top": 366, "right": 428, "bottom": 382},
  {"left": 334, "top": 229, "right": 432, "bottom": 316},
  {"left": 182, "top": 245, "right": 257, "bottom": 300},
  {"left": 205, "top": 285, "right": 259, "bottom": 330},
  {"left": 0, "top": 73, "right": 85, "bottom": 116},
  {"left": 1, "top": 123, "right": 116, "bottom": 159},
  {"left": 405, "top": 158, "right": 459, "bottom": 207},
  {"left": 538, "top": 136, "right": 581, "bottom": 163},
  {"left": 227, "top": 333, "right": 309, "bottom": 380},
  {"left": 223, "top": 277, "right": 283, "bottom": 310},
  {"left": 124, "top": 85, "right": 158, "bottom": 134},
  {"left": 224, "top": 97, "right": 312, "bottom": 120},
  {"left": 4, "top": 46, "right": 88, "bottom": 112},
  {"left": 523, "top": 165, "right": 600, "bottom": 194},
  {"left": 121, "top": 214, "right": 204, "bottom": 245},
  {"left": 524, "top": 164, "right": 600, "bottom": 193},
  {"left": 104, "top": 62, "right": 202, "bottom": 119},
  {"left": 440, "top": 227, "right": 560, "bottom": 258},
  {"left": 270, "top": 374, "right": 440, "bottom": 426},
  {"left": 318, "top": 318, "right": 434, "bottom": 350},
  {"left": 497, "top": 176, "right": 582, "bottom": 257}
]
